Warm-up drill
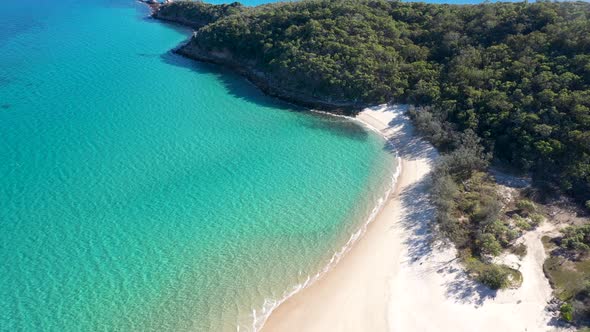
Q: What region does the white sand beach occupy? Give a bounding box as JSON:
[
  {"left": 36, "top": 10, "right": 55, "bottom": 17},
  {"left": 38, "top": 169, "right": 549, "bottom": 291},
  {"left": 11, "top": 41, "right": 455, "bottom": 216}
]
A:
[{"left": 261, "top": 105, "right": 557, "bottom": 332}]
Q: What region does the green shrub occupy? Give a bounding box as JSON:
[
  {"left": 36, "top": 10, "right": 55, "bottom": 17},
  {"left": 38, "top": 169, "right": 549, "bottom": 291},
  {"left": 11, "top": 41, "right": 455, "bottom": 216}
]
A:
[
  {"left": 529, "top": 213, "right": 544, "bottom": 227},
  {"left": 506, "top": 229, "right": 519, "bottom": 242},
  {"left": 561, "top": 225, "right": 590, "bottom": 251},
  {"left": 586, "top": 200, "right": 590, "bottom": 211},
  {"left": 560, "top": 303, "right": 574, "bottom": 322},
  {"left": 513, "top": 215, "right": 531, "bottom": 231},
  {"left": 516, "top": 199, "right": 537, "bottom": 215},
  {"left": 479, "top": 233, "right": 503, "bottom": 256},
  {"left": 487, "top": 220, "right": 511, "bottom": 245},
  {"left": 478, "top": 264, "right": 509, "bottom": 290}
]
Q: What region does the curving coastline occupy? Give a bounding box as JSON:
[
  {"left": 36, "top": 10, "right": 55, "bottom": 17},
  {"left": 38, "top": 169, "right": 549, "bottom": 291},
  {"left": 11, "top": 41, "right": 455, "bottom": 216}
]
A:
[
  {"left": 246, "top": 106, "right": 403, "bottom": 331},
  {"left": 261, "top": 106, "right": 555, "bottom": 332},
  {"left": 141, "top": 3, "right": 557, "bottom": 332},
  {"left": 249, "top": 156, "right": 400, "bottom": 331},
  {"left": 144, "top": 1, "right": 368, "bottom": 115},
  {"left": 260, "top": 104, "right": 437, "bottom": 332},
  {"left": 174, "top": 44, "right": 368, "bottom": 115}
]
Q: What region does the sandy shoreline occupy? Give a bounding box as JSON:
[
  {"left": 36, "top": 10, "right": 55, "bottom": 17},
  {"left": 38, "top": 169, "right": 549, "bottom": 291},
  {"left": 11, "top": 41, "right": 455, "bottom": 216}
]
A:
[{"left": 261, "top": 105, "right": 557, "bottom": 332}]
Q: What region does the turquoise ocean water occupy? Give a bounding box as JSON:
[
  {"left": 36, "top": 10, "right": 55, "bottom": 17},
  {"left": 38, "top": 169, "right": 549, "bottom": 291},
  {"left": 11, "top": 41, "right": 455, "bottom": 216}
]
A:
[
  {"left": 1, "top": 0, "right": 524, "bottom": 330},
  {"left": 0, "top": 1, "right": 398, "bottom": 331}
]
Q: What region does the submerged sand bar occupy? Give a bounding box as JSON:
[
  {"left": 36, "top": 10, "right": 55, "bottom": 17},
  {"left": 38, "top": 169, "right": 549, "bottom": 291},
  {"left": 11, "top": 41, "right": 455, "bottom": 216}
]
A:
[{"left": 261, "top": 105, "right": 556, "bottom": 332}]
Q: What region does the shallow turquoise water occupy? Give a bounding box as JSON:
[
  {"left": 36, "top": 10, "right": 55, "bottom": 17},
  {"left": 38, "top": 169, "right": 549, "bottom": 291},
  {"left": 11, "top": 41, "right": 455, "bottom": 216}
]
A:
[{"left": 0, "top": 1, "right": 397, "bottom": 331}]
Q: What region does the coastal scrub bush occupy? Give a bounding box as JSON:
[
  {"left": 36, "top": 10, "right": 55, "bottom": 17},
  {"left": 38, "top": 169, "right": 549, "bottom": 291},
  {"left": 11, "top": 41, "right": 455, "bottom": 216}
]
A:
[
  {"left": 435, "top": 130, "right": 490, "bottom": 181},
  {"left": 408, "top": 106, "right": 458, "bottom": 151},
  {"left": 516, "top": 199, "right": 537, "bottom": 216},
  {"left": 513, "top": 215, "right": 531, "bottom": 231},
  {"left": 472, "top": 197, "right": 502, "bottom": 227},
  {"left": 507, "top": 229, "right": 519, "bottom": 243},
  {"left": 487, "top": 220, "right": 511, "bottom": 246},
  {"left": 561, "top": 225, "right": 590, "bottom": 252},
  {"left": 477, "top": 264, "right": 510, "bottom": 290},
  {"left": 561, "top": 303, "right": 574, "bottom": 322},
  {"left": 529, "top": 213, "right": 544, "bottom": 228},
  {"left": 478, "top": 233, "right": 503, "bottom": 257},
  {"left": 431, "top": 174, "right": 472, "bottom": 247},
  {"left": 586, "top": 200, "right": 590, "bottom": 211}
]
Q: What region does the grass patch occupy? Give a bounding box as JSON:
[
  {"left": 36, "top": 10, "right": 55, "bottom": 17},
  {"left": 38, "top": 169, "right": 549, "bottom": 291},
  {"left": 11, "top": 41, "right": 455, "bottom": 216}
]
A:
[
  {"left": 544, "top": 234, "right": 590, "bottom": 326},
  {"left": 544, "top": 255, "right": 590, "bottom": 301},
  {"left": 510, "top": 243, "right": 527, "bottom": 258},
  {"left": 463, "top": 254, "right": 522, "bottom": 290},
  {"left": 542, "top": 235, "right": 554, "bottom": 250}
]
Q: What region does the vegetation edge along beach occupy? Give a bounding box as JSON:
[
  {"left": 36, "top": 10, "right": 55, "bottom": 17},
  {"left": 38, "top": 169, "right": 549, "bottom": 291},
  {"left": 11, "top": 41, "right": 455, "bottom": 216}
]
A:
[{"left": 143, "top": 0, "right": 590, "bottom": 329}]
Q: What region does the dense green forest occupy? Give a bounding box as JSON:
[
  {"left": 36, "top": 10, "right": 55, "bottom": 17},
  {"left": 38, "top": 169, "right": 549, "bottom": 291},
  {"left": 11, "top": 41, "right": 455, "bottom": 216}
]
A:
[
  {"left": 154, "top": 1, "right": 244, "bottom": 28},
  {"left": 160, "top": 0, "right": 590, "bottom": 208}
]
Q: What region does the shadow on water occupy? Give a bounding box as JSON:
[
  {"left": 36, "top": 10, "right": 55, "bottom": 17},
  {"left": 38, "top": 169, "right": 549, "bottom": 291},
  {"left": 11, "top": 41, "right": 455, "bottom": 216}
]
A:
[
  {"left": 160, "top": 50, "right": 370, "bottom": 141},
  {"left": 161, "top": 51, "right": 298, "bottom": 110},
  {"left": 137, "top": 52, "right": 160, "bottom": 58},
  {"left": 304, "top": 113, "right": 369, "bottom": 141}
]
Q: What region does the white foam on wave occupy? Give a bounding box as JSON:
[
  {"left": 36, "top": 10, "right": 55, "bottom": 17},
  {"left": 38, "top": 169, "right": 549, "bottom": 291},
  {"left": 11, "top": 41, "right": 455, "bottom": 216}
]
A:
[{"left": 239, "top": 106, "right": 403, "bottom": 332}]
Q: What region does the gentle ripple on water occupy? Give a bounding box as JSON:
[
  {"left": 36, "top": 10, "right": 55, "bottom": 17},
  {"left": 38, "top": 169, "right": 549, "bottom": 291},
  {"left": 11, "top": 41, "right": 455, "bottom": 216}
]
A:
[{"left": 0, "top": 1, "right": 398, "bottom": 331}]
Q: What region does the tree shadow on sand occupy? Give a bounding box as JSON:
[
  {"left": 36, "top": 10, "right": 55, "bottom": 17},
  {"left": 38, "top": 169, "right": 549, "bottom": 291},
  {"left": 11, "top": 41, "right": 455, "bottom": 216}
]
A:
[
  {"left": 385, "top": 110, "right": 498, "bottom": 307},
  {"left": 384, "top": 113, "right": 436, "bottom": 161},
  {"left": 442, "top": 266, "right": 498, "bottom": 307},
  {"left": 397, "top": 178, "right": 499, "bottom": 307}
]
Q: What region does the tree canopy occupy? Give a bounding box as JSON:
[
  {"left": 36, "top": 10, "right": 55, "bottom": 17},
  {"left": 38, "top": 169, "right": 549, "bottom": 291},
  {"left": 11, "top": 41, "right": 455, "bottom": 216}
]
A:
[{"left": 161, "top": 0, "right": 590, "bottom": 205}]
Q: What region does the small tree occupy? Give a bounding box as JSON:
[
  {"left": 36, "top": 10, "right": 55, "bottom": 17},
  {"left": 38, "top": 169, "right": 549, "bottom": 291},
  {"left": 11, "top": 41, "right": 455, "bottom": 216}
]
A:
[
  {"left": 436, "top": 138, "right": 490, "bottom": 180},
  {"left": 479, "top": 233, "right": 502, "bottom": 256},
  {"left": 478, "top": 264, "right": 509, "bottom": 290},
  {"left": 561, "top": 225, "right": 590, "bottom": 251},
  {"left": 516, "top": 199, "right": 536, "bottom": 216},
  {"left": 529, "top": 213, "right": 544, "bottom": 227},
  {"left": 560, "top": 303, "right": 573, "bottom": 322}
]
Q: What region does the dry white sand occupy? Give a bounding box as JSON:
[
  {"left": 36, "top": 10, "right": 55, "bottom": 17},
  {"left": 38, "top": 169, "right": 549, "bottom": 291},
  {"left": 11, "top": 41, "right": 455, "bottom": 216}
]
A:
[{"left": 261, "top": 105, "right": 558, "bottom": 332}]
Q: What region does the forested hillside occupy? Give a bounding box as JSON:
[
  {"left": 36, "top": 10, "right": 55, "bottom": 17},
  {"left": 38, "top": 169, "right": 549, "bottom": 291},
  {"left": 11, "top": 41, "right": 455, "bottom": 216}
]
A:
[
  {"left": 158, "top": 0, "right": 590, "bottom": 206},
  {"left": 153, "top": 1, "right": 243, "bottom": 28}
]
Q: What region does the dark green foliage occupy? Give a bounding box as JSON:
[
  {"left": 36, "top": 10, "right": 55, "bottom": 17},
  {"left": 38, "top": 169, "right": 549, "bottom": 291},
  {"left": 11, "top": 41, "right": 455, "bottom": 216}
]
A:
[
  {"left": 173, "top": 0, "right": 590, "bottom": 205},
  {"left": 561, "top": 224, "right": 590, "bottom": 252},
  {"left": 561, "top": 302, "right": 574, "bottom": 322},
  {"left": 156, "top": 1, "right": 243, "bottom": 29},
  {"left": 408, "top": 106, "right": 459, "bottom": 150},
  {"left": 436, "top": 130, "right": 491, "bottom": 180},
  {"left": 478, "top": 233, "right": 502, "bottom": 256},
  {"left": 477, "top": 264, "right": 510, "bottom": 290}
]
